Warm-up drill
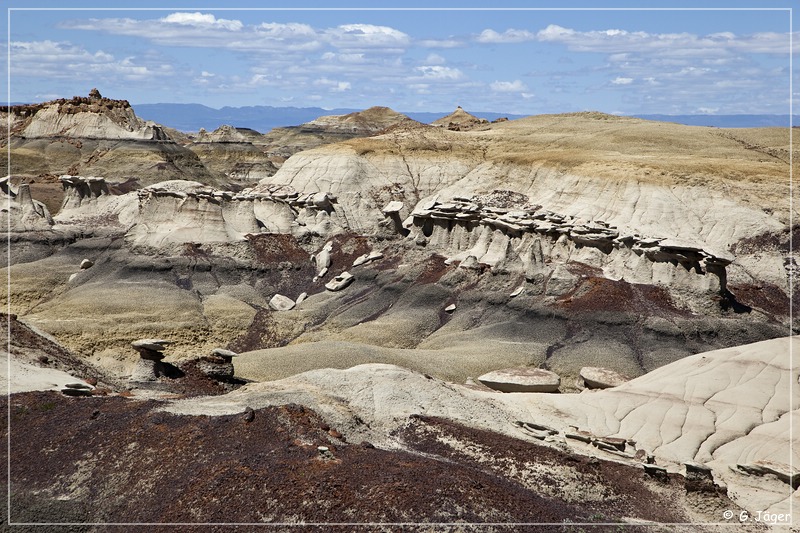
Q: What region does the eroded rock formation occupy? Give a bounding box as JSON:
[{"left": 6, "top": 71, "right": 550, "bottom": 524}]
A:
[
  {"left": 408, "top": 193, "right": 734, "bottom": 295},
  {"left": 0, "top": 177, "right": 54, "bottom": 231}
]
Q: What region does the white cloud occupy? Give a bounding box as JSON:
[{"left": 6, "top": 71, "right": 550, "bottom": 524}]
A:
[
  {"left": 321, "top": 52, "right": 367, "bottom": 64},
  {"left": 10, "top": 40, "right": 174, "bottom": 82},
  {"left": 477, "top": 28, "right": 536, "bottom": 43},
  {"left": 418, "top": 39, "right": 464, "bottom": 48},
  {"left": 532, "top": 23, "right": 798, "bottom": 55},
  {"left": 424, "top": 53, "right": 446, "bottom": 65},
  {"left": 257, "top": 22, "right": 316, "bottom": 38},
  {"left": 611, "top": 77, "right": 634, "bottom": 85},
  {"left": 162, "top": 12, "right": 243, "bottom": 31},
  {"left": 536, "top": 24, "right": 577, "bottom": 42},
  {"left": 415, "top": 65, "right": 464, "bottom": 81},
  {"left": 314, "top": 77, "right": 352, "bottom": 92},
  {"left": 325, "top": 24, "right": 410, "bottom": 51},
  {"left": 490, "top": 80, "right": 527, "bottom": 92}
]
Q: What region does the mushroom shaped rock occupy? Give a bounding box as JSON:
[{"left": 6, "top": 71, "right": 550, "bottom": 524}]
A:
[
  {"left": 269, "top": 293, "right": 296, "bottom": 311},
  {"left": 579, "top": 367, "right": 630, "bottom": 389},
  {"left": 325, "top": 271, "right": 354, "bottom": 291},
  {"left": 478, "top": 367, "right": 561, "bottom": 393},
  {"left": 211, "top": 348, "right": 238, "bottom": 361},
  {"left": 382, "top": 201, "right": 404, "bottom": 214}
]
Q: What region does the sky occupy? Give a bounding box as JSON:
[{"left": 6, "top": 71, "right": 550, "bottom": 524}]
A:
[{"left": 4, "top": 1, "right": 799, "bottom": 115}]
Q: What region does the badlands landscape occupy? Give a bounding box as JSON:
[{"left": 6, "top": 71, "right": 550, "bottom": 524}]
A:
[{"left": 2, "top": 91, "right": 797, "bottom": 529}]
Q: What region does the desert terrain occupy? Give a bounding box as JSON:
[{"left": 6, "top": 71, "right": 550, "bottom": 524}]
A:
[{"left": 1, "top": 91, "right": 796, "bottom": 529}]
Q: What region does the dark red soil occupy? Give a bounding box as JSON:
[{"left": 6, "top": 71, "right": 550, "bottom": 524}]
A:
[
  {"left": 247, "top": 233, "right": 311, "bottom": 265},
  {"left": 413, "top": 254, "right": 453, "bottom": 285},
  {"left": 557, "top": 275, "right": 690, "bottom": 318},
  {"left": 326, "top": 233, "right": 372, "bottom": 272},
  {"left": 226, "top": 307, "right": 285, "bottom": 352},
  {"left": 728, "top": 283, "right": 790, "bottom": 317},
  {"left": 4, "top": 391, "right": 716, "bottom": 530}
]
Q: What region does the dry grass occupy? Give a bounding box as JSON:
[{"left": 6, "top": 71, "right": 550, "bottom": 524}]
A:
[{"left": 341, "top": 111, "right": 793, "bottom": 214}]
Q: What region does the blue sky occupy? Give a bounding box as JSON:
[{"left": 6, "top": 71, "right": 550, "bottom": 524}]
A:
[{"left": 4, "top": 1, "right": 798, "bottom": 115}]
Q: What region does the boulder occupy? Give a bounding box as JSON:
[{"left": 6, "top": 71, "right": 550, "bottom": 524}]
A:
[
  {"left": 477, "top": 367, "right": 561, "bottom": 393},
  {"left": 80, "top": 259, "right": 93, "bottom": 270},
  {"left": 295, "top": 292, "right": 308, "bottom": 306},
  {"left": 312, "top": 192, "right": 332, "bottom": 209},
  {"left": 315, "top": 243, "right": 333, "bottom": 276},
  {"left": 580, "top": 367, "right": 630, "bottom": 389},
  {"left": 353, "top": 251, "right": 384, "bottom": 267},
  {"left": 325, "top": 271, "right": 354, "bottom": 291},
  {"left": 269, "top": 294, "right": 296, "bottom": 311},
  {"left": 444, "top": 304, "right": 456, "bottom": 313}
]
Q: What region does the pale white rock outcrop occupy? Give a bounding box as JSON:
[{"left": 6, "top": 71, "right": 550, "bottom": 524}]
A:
[
  {"left": 54, "top": 175, "right": 139, "bottom": 231},
  {"left": 21, "top": 102, "right": 167, "bottom": 140},
  {"left": 0, "top": 179, "right": 54, "bottom": 231},
  {"left": 408, "top": 194, "right": 734, "bottom": 296}
]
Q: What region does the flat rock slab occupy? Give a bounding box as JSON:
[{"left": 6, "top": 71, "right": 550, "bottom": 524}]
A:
[
  {"left": 325, "top": 271, "right": 354, "bottom": 291},
  {"left": 131, "top": 339, "right": 171, "bottom": 352},
  {"left": 580, "top": 367, "right": 629, "bottom": 389},
  {"left": 269, "top": 294, "right": 296, "bottom": 311},
  {"left": 478, "top": 367, "right": 561, "bottom": 393},
  {"left": 382, "top": 200, "right": 404, "bottom": 214}
]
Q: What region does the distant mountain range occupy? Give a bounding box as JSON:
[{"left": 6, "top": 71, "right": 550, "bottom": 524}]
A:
[
  {"left": 5, "top": 100, "right": 797, "bottom": 132},
  {"left": 127, "top": 103, "right": 527, "bottom": 133}
]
